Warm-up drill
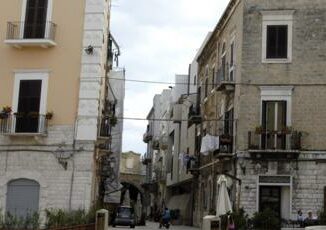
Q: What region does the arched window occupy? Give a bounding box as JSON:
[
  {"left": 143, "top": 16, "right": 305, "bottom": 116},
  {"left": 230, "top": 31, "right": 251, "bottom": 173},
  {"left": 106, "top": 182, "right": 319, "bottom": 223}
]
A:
[{"left": 6, "top": 179, "right": 40, "bottom": 218}]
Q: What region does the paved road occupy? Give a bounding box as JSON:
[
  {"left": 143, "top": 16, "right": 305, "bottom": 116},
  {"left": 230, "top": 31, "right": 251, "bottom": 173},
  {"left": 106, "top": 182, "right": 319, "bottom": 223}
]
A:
[{"left": 110, "top": 221, "right": 199, "bottom": 230}]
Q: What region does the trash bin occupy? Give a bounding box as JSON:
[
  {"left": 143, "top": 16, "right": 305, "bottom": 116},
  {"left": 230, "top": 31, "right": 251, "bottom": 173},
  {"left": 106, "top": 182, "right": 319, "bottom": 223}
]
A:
[
  {"left": 96, "top": 209, "right": 109, "bottom": 230},
  {"left": 202, "top": 215, "right": 219, "bottom": 230}
]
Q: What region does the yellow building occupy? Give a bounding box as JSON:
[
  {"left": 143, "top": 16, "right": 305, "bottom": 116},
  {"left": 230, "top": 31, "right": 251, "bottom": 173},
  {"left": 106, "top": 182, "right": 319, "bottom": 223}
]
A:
[{"left": 0, "top": 0, "right": 110, "bottom": 219}]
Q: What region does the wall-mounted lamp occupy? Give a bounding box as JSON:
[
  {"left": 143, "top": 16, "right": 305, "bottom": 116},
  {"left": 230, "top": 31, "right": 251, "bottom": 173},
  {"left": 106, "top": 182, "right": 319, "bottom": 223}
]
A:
[{"left": 85, "top": 45, "right": 94, "bottom": 55}]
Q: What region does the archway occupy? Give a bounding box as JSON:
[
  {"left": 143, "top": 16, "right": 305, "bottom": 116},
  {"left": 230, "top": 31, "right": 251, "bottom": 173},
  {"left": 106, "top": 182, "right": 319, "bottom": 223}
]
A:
[
  {"left": 6, "top": 179, "right": 40, "bottom": 218},
  {"left": 120, "top": 181, "right": 146, "bottom": 225}
]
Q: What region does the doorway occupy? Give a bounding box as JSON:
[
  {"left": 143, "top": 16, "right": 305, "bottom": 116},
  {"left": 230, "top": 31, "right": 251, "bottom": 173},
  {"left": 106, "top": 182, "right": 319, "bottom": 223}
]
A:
[{"left": 259, "top": 186, "right": 281, "bottom": 217}]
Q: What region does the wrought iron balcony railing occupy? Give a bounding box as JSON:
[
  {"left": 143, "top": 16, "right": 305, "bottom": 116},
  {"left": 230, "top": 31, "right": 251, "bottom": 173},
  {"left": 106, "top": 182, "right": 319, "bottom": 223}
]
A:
[
  {"left": 215, "top": 67, "right": 235, "bottom": 91},
  {"left": 248, "top": 130, "right": 302, "bottom": 151},
  {"left": 143, "top": 125, "right": 153, "bottom": 143},
  {"left": 6, "top": 21, "right": 57, "bottom": 40},
  {"left": 98, "top": 116, "right": 112, "bottom": 139},
  {"left": 5, "top": 21, "right": 57, "bottom": 47},
  {"left": 0, "top": 114, "right": 48, "bottom": 135}
]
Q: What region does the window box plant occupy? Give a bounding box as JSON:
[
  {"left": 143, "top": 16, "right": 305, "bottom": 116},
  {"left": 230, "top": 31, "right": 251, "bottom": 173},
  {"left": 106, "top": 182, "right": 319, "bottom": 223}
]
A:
[
  {"left": 46, "top": 112, "right": 54, "bottom": 120},
  {"left": 0, "top": 106, "right": 12, "bottom": 119}
]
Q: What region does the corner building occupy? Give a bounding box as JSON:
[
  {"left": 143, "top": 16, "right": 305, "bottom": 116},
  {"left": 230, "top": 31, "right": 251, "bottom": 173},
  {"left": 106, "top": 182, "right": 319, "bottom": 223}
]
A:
[
  {"left": 0, "top": 0, "right": 110, "bottom": 219},
  {"left": 194, "top": 0, "right": 326, "bottom": 226}
]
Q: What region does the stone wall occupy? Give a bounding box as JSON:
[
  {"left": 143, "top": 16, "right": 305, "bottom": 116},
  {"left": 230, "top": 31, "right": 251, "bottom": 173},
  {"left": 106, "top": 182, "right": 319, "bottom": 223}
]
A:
[
  {"left": 237, "top": 152, "right": 326, "bottom": 218},
  {"left": 0, "top": 125, "right": 96, "bottom": 219}
]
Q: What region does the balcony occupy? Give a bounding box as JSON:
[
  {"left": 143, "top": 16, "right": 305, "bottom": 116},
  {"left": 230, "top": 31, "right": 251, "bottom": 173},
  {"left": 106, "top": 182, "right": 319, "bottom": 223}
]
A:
[
  {"left": 152, "top": 139, "right": 160, "bottom": 150},
  {"left": 248, "top": 130, "right": 302, "bottom": 159},
  {"left": 215, "top": 68, "right": 235, "bottom": 92},
  {"left": 143, "top": 125, "right": 153, "bottom": 143},
  {"left": 98, "top": 116, "right": 112, "bottom": 139},
  {"left": 141, "top": 154, "right": 152, "bottom": 165},
  {"left": 5, "top": 21, "right": 57, "bottom": 48},
  {"left": 0, "top": 114, "right": 48, "bottom": 136},
  {"left": 188, "top": 105, "right": 202, "bottom": 125},
  {"left": 172, "top": 104, "right": 182, "bottom": 123}
]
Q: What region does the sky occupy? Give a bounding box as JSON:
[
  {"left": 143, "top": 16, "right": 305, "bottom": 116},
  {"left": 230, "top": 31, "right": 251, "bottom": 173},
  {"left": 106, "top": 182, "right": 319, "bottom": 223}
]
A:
[{"left": 110, "top": 0, "right": 230, "bottom": 154}]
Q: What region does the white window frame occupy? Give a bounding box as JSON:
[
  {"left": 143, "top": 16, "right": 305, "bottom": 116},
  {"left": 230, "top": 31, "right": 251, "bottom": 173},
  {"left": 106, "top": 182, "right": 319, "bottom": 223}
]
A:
[
  {"left": 20, "top": 0, "right": 53, "bottom": 39},
  {"left": 12, "top": 70, "right": 49, "bottom": 115},
  {"left": 260, "top": 86, "right": 293, "bottom": 148},
  {"left": 261, "top": 10, "right": 294, "bottom": 63}
]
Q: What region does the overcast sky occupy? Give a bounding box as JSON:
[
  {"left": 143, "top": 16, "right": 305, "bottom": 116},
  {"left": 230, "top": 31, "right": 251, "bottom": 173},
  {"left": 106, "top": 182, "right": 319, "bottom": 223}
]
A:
[{"left": 110, "top": 0, "right": 230, "bottom": 154}]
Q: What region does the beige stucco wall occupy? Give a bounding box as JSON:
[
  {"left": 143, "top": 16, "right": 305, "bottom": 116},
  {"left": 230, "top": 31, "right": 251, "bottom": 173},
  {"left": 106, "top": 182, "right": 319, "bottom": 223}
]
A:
[{"left": 0, "top": 0, "right": 86, "bottom": 125}]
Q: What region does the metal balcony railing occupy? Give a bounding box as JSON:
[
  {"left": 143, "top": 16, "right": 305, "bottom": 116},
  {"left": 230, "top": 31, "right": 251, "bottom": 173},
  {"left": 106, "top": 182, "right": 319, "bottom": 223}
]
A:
[
  {"left": 188, "top": 104, "right": 201, "bottom": 124},
  {"left": 143, "top": 125, "right": 153, "bottom": 143},
  {"left": 141, "top": 154, "right": 152, "bottom": 165},
  {"left": 0, "top": 114, "right": 48, "bottom": 135},
  {"left": 248, "top": 130, "right": 302, "bottom": 151},
  {"left": 6, "top": 21, "right": 57, "bottom": 40},
  {"left": 215, "top": 67, "right": 235, "bottom": 91},
  {"left": 98, "top": 117, "right": 112, "bottom": 138}
]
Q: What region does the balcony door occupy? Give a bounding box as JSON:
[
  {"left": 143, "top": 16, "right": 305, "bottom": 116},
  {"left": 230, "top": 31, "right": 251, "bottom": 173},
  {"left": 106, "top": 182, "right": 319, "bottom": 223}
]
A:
[
  {"left": 262, "top": 101, "right": 286, "bottom": 149},
  {"left": 24, "top": 0, "right": 48, "bottom": 38},
  {"left": 16, "top": 80, "right": 42, "bottom": 133}
]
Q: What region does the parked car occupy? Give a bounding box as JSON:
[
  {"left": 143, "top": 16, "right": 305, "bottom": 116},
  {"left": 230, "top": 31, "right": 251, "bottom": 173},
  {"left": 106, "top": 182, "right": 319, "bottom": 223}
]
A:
[
  {"left": 112, "top": 206, "right": 135, "bottom": 228},
  {"left": 305, "top": 227, "right": 326, "bottom": 230}
]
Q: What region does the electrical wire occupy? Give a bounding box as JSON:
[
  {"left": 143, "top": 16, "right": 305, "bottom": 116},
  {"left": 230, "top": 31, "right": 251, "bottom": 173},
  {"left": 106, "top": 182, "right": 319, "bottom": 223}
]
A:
[
  {"left": 105, "top": 76, "right": 326, "bottom": 87},
  {"left": 116, "top": 116, "right": 233, "bottom": 122}
]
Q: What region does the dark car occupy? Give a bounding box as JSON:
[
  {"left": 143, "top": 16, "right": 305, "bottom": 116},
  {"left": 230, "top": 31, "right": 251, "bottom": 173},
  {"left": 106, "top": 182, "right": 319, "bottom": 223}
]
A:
[{"left": 112, "top": 206, "right": 135, "bottom": 228}]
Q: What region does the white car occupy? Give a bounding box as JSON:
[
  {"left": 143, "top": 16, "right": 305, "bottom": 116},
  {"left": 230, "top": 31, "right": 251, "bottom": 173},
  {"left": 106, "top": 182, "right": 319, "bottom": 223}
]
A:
[{"left": 305, "top": 226, "right": 326, "bottom": 230}]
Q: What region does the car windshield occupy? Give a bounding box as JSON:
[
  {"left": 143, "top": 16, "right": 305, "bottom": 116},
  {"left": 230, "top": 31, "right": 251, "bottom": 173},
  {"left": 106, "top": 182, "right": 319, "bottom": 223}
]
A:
[{"left": 117, "top": 207, "right": 133, "bottom": 218}]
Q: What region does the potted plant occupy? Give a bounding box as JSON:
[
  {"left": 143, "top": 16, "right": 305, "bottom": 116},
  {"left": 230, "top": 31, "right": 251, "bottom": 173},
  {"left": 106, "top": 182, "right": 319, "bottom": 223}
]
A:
[
  {"left": 46, "top": 112, "right": 54, "bottom": 120},
  {"left": 0, "top": 106, "right": 12, "bottom": 119},
  {"left": 109, "top": 115, "right": 118, "bottom": 126},
  {"left": 255, "top": 126, "right": 264, "bottom": 134},
  {"left": 282, "top": 126, "right": 292, "bottom": 134}
]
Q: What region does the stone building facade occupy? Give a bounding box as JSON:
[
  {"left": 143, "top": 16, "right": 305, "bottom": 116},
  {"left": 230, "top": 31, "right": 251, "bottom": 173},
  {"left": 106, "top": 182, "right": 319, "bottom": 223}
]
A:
[
  {"left": 0, "top": 0, "right": 111, "bottom": 220},
  {"left": 195, "top": 0, "right": 326, "bottom": 226}
]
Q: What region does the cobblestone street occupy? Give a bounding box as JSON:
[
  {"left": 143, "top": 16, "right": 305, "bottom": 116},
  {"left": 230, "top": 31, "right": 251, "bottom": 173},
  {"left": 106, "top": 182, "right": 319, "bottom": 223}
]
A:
[{"left": 111, "top": 222, "right": 199, "bottom": 230}]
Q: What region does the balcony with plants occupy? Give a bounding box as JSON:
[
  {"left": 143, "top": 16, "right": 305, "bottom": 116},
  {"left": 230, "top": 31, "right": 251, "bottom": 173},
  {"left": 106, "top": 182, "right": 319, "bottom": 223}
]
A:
[
  {"left": 5, "top": 21, "right": 57, "bottom": 48},
  {"left": 0, "top": 107, "right": 52, "bottom": 136},
  {"left": 248, "top": 126, "right": 302, "bottom": 159}
]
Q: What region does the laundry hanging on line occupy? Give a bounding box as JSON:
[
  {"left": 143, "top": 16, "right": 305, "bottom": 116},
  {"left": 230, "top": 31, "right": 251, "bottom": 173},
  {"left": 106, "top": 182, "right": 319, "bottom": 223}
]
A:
[{"left": 200, "top": 134, "right": 219, "bottom": 155}]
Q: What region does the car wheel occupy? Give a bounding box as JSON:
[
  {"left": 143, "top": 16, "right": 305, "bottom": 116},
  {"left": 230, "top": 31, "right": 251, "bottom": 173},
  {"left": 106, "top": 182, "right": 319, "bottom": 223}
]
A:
[
  {"left": 112, "top": 224, "right": 116, "bottom": 227},
  {"left": 130, "top": 225, "right": 135, "bottom": 228}
]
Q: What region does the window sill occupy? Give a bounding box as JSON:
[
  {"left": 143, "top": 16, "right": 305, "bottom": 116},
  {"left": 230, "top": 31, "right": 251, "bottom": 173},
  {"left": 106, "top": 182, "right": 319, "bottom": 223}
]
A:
[{"left": 262, "top": 58, "right": 292, "bottom": 64}]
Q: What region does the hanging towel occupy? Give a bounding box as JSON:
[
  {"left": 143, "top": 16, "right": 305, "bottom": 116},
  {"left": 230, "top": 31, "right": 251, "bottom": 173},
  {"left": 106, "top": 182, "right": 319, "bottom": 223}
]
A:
[{"left": 200, "top": 134, "right": 220, "bottom": 155}]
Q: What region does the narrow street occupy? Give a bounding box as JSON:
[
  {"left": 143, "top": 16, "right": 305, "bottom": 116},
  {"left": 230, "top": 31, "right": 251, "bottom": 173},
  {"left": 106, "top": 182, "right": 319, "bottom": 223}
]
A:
[{"left": 111, "top": 222, "right": 199, "bottom": 230}]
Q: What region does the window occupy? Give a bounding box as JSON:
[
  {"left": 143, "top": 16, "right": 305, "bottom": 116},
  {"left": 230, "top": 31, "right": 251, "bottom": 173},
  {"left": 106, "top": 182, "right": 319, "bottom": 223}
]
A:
[
  {"left": 12, "top": 71, "right": 49, "bottom": 133},
  {"left": 262, "top": 101, "right": 287, "bottom": 149},
  {"left": 204, "top": 78, "right": 208, "bottom": 99},
  {"left": 224, "top": 109, "right": 234, "bottom": 136},
  {"left": 261, "top": 10, "right": 294, "bottom": 63},
  {"left": 211, "top": 67, "right": 215, "bottom": 90},
  {"left": 21, "top": 0, "right": 53, "bottom": 39},
  {"left": 221, "top": 43, "right": 226, "bottom": 81},
  {"left": 266, "top": 25, "right": 288, "bottom": 59},
  {"left": 229, "top": 40, "right": 235, "bottom": 81}
]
